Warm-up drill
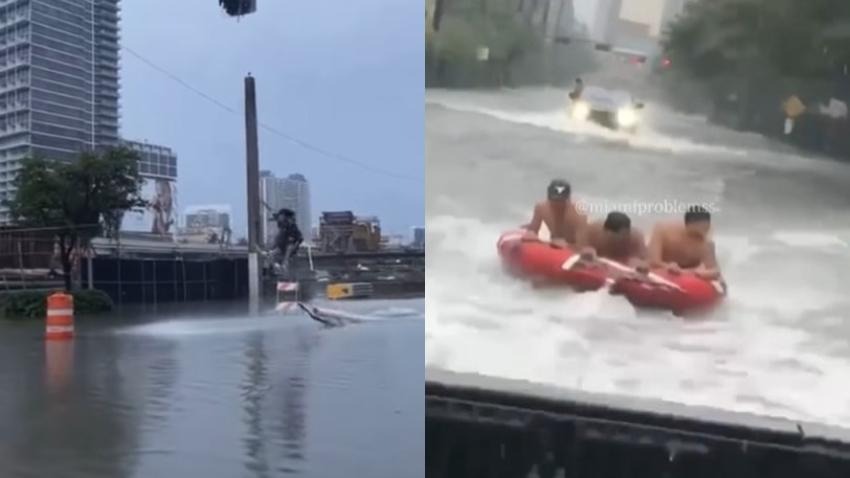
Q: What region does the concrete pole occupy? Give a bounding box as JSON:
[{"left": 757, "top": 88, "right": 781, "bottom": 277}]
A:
[
  {"left": 86, "top": 255, "right": 93, "bottom": 290},
  {"left": 245, "top": 75, "right": 261, "bottom": 311}
]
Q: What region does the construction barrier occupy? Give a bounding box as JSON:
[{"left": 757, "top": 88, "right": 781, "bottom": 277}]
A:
[
  {"left": 275, "top": 281, "right": 300, "bottom": 315},
  {"left": 426, "top": 368, "right": 850, "bottom": 478},
  {"left": 277, "top": 281, "right": 299, "bottom": 299},
  {"left": 274, "top": 301, "right": 298, "bottom": 314},
  {"left": 45, "top": 291, "right": 74, "bottom": 340},
  {"left": 326, "top": 282, "right": 373, "bottom": 300}
]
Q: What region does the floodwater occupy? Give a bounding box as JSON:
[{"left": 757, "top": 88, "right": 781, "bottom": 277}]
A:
[
  {"left": 425, "top": 86, "right": 850, "bottom": 429},
  {"left": 0, "top": 299, "right": 424, "bottom": 478}
]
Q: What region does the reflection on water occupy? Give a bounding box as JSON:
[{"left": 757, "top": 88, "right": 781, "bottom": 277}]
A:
[
  {"left": 242, "top": 332, "right": 272, "bottom": 476},
  {"left": 0, "top": 299, "right": 423, "bottom": 478},
  {"left": 240, "top": 330, "right": 313, "bottom": 476}
]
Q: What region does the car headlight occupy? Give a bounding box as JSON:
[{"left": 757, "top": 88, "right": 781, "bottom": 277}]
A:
[
  {"left": 571, "top": 101, "right": 590, "bottom": 120},
  {"left": 617, "top": 107, "right": 639, "bottom": 127}
]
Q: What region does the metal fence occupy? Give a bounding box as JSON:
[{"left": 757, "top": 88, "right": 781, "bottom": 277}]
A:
[
  {"left": 0, "top": 226, "right": 249, "bottom": 304},
  {"left": 0, "top": 225, "right": 98, "bottom": 291},
  {"left": 84, "top": 255, "right": 248, "bottom": 305},
  {"left": 427, "top": 370, "right": 850, "bottom": 478}
]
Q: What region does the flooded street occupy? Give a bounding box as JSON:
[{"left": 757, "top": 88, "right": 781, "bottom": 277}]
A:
[
  {"left": 425, "top": 87, "right": 850, "bottom": 429},
  {"left": 0, "top": 299, "right": 424, "bottom": 478}
]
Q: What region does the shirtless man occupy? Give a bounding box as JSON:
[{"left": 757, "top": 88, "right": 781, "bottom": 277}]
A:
[
  {"left": 524, "top": 179, "right": 588, "bottom": 247},
  {"left": 576, "top": 211, "right": 647, "bottom": 267},
  {"left": 648, "top": 206, "right": 721, "bottom": 280}
]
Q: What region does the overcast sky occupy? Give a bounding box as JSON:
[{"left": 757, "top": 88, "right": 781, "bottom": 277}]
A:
[
  {"left": 574, "top": 0, "right": 596, "bottom": 27},
  {"left": 120, "top": 0, "right": 423, "bottom": 237},
  {"left": 575, "top": 0, "right": 666, "bottom": 34}
]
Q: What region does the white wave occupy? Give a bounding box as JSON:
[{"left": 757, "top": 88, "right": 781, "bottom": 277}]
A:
[
  {"left": 370, "top": 307, "right": 424, "bottom": 318},
  {"left": 771, "top": 231, "right": 849, "bottom": 248},
  {"left": 426, "top": 98, "right": 750, "bottom": 157},
  {"left": 116, "top": 316, "right": 289, "bottom": 338},
  {"left": 425, "top": 212, "right": 850, "bottom": 428}
]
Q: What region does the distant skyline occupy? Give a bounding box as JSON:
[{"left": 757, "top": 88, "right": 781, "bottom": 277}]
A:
[
  {"left": 577, "top": 0, "right": 666, "bottom": 37},
  {"left": 260, "top": 171, "right": 311, "bottom": 245},
  {"left": 574, "top": 0, "right": 597, "bottom": 28},
  {"left": 120, "top": 0, "right": 423, "bottom": 236}
]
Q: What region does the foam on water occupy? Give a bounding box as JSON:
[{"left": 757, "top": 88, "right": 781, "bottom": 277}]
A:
[
  {"left": 425, "top": 212, "right": 850, "bottom": 428},
  {"left": 771, "top": 231, "right": 849, "bottom": 248},
  {"left": 426, "top": 91, "right": 850, "bottom": 177},
  {"left": 426, "top": 98, "right": 750, "bottom": 157},
  {"left": 115, "top": 316, "right": 290, "bottom": 338},
  {"left": 117, "top": 300, "right": 424, "bottom": 338}
]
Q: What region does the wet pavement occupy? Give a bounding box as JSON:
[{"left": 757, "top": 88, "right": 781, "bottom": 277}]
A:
[{"left": 0, "top": 299, "right": 424, "bottom": 478}]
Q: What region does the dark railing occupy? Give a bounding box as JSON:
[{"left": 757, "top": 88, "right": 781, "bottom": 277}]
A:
[{"left": 426, "top": 369, "right": 850, "bottom": 478}]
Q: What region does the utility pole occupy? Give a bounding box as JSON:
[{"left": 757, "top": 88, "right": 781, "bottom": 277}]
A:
[{"left": 244, "top": 74, "right": 261, "bottom": 310}]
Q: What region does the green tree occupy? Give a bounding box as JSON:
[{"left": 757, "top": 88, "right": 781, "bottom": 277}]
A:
[
  {"left": 427, "top": 0, "right": 551, "bottom": 87},
  {"left": 4, "top": 148, "right": 146, "bottom": 291},
  {"left": 663, "top": 0, "right": 850, "bottom": 80}
]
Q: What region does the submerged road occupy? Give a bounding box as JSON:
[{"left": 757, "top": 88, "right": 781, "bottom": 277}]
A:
[
  {"left": 0, "top": 299, "right": 423, "bottom": 477},
  {"left": 425, "top": 87, "right": 850, "bottom": 429}
]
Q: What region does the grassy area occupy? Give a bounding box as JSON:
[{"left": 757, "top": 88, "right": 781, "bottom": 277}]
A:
[{"left": 0, "top": 289, "right": 114, "bottom": 320}]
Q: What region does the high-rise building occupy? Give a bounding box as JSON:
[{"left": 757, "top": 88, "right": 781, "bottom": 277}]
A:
[
  {"left": 516, "top": 0, "right": 576, "bottom": 40},
  {"left": 259, "top": 171, "right": 311, "bottom": 246},
  {"left": 122, "top": 139, "right": 176, "bottom": 180},
  {"left": 591, "top": 0, "right": 624, "bottom": 44},
  {"left": 411, "top": 227, "right": 425, "bottom": 250},
  {"left": 0, "top": 0, "right": 121, "bottom": 220},
  {"left": 93, "top": 0, "right": 121, "bottom": 147},
  {"left": 184, "top": 205, "right": 231, "bottom": 233},
  {"left": 551, "top": 0, "right": 576, "bottom": 39},
  {"left": 119, "top": 140, "right": 178, "bottom": 235}
]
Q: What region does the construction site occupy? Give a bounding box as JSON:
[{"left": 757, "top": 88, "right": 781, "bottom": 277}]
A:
[
  {"left": 0, "top": 209, "right": 424, "bottom": 305},
  {"left": 274, "top": 211, "right": 424, "bottom": 301}
]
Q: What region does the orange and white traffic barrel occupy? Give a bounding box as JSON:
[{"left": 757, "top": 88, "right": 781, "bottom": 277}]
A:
[
  {"left": 275, "top": 301, "right": 298, "bottom": 314},
  {"left": 45, "top": 292, "right": 74, "bottom": 340}
]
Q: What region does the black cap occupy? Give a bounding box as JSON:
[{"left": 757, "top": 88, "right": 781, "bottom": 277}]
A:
[
  {"left": 603, "top": 211, "right": 631, "bottom": 232},
  {"left": 547, "top": 179, "right": 571, "bottom": 200},
  {"left": 684, "top": 205, "right": 710, "bottom": 224}
]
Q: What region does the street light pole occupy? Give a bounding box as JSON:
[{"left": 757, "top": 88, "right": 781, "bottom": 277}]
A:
[{"left": 245, "top": 75, "right": 261, "bottom": 310}]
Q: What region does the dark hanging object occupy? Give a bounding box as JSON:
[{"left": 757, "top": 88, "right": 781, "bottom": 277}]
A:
[{"left": 220, "top": 0, "right": 256, "bottom": 17}]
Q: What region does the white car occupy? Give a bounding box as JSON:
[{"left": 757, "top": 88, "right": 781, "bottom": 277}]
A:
[{"left": 569, "top": 86, "right": 644, "bottom": 133}]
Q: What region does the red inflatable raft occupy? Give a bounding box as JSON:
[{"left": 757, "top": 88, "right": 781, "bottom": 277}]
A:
[
  {"left": 497, "top": 230, "right": 609, "bottom": 291},
  {"left": 612, "top": 272, "right": 725, "bottom": 314},
  {"left": 497, "top": 230, "right": 725, "bottom": 314}
]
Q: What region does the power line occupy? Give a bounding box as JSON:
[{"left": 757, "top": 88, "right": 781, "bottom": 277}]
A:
[
  {"left": 123, "top": 46, "right": 420, "bottom": 182},
  {"left": 124, "top": 47, "right": 237, "bottom": 114},
  {"left": 255, "top": 122, "right": 416, "bottom": 181}
]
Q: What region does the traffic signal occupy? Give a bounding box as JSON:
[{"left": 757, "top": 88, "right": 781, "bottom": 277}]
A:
[{"left": 220, "top": 0, "right": 256, "bottom": 17}]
